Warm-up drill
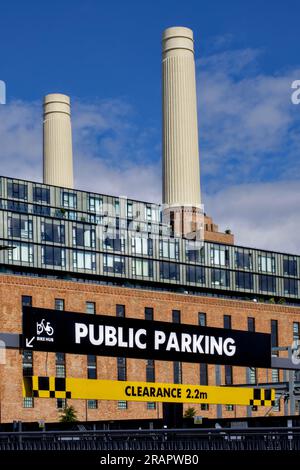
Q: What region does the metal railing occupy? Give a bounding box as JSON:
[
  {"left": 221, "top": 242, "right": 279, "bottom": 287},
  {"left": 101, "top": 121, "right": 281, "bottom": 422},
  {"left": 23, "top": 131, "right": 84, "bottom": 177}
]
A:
[{"left": 0, "top": 427, "right": 299, "bottom": 451}]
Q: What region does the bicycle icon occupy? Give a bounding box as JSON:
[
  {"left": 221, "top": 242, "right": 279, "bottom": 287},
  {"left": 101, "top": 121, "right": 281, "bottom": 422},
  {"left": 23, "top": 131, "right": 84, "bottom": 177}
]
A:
[{"left": 36, "top": 319, "right": 54, "bottom": 336}]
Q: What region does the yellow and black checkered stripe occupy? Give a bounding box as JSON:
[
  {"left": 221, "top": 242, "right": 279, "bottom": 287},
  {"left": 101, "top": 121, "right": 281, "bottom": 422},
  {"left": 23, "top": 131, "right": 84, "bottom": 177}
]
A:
[
  {"left": 249, "top": 388, "right": 276, "bottom": 407},
  {"left": 23, "top": 376, "right": 72, "bottom": 399},
  {"left": 23, "top": 376, "right": 276, "bottom": 406}
]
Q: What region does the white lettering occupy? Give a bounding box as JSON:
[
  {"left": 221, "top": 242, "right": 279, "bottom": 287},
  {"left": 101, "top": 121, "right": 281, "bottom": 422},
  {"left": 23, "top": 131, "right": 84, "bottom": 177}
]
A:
[
  {"left": 181, "top": 333, "right": 192, "bottom": 352},
  {"left": 166, "top": 332, "right": 180, "bottom": 351},
  {"left": 75, "top": 323, "right": 88, "bottom": 344},
  {"left": 89, "top": 324, "right": 104, "bottom": 346},
  {"left": 223, "top": 337, "right": 236, "bottom": 356},
  {"left": 135, "top": 329, "right": 147, "bottom": 349},
  {"left": 192, "top": 334, "right": 204, "bottom": 354},
  {"left": 210, "top": 336, "right": 223, "bottom": 355},
  {"left": 105, "top": 326, "right": 117, "bottom": 346},
  {"left": 291, "top": 80, "right": 300, "bottom": 104},
  {"left": 154, "top": 331, "right": 166, "bottom": 350},
  {"left": 118, "top": 327, "right": 128, "bottom": 348}
]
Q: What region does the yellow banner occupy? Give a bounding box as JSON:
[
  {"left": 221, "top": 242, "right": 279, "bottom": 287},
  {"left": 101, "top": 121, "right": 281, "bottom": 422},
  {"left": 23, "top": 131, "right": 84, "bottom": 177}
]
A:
[{"left": 23, "top": 376, "right": 275, "bottom": 406}]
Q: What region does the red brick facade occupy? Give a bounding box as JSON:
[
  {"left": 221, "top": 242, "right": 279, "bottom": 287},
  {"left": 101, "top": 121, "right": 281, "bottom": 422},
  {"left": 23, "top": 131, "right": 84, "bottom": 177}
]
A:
[{"left": 0, "top": 274, "right": 299, "bottom": 423}]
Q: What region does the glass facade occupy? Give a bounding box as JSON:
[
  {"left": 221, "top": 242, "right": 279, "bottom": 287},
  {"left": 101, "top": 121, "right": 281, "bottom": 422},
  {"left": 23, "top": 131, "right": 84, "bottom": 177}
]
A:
[{"left": 0, "top": 176, "right": 299, "bottom": 302}]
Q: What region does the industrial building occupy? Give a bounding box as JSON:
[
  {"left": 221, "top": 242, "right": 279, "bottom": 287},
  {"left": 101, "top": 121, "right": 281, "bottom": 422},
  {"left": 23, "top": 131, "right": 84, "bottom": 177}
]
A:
[{"left": 0, "top": 26, "right": 299, "bottom": 424}]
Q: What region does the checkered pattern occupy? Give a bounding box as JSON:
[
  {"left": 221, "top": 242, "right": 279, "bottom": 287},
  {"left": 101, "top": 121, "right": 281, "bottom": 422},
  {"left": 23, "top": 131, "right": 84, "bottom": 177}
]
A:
[
  {"left": 249, "top": 388, "right": 275, "bottom": 407},
  {"left": 24, "top": 376, "right": 72, "bottom": 399}
]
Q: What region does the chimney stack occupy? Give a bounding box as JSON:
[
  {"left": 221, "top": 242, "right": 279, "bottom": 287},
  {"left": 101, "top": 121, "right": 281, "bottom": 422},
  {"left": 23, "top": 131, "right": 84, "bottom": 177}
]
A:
[
  {"left": 43, "top": 93, "right": 74, "bottom": 188},
  {"left": 162, "top": 27, "right": 203, "bottom": 239}
]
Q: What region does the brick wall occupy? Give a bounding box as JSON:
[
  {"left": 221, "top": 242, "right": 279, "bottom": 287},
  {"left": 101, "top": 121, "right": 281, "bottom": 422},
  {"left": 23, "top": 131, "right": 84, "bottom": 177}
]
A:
[{"left": 0, "top": 274, "right": 299, "bottom": 423}]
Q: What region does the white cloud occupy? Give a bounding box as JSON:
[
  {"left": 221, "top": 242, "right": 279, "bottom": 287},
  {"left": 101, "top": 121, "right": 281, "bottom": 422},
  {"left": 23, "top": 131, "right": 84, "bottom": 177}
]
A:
[
  {"left": 0, "top": 98, "right": 161, "bottom": 202},
  {"left": 0, "top": 100, "right": 42, "bottom": 181},
  {"left": 197, "top": 49, "right": 300, "bottom": 187},
  {"left": 204, "top": 180, "right": 300, "bottom": 254}
]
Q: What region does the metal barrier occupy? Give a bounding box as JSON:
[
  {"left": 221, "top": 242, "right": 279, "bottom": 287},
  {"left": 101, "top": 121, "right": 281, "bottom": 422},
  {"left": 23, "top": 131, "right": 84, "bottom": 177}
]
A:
[{"left": 0, "top": 427, "right": 299, "bottom": 451}]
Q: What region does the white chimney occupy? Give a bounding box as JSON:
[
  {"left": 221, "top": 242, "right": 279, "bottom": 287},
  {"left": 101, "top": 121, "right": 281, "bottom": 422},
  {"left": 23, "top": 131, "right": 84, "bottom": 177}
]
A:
[
  {"left": 43, "top": 93, "right": 74, "bottom": 188},
  {"left": 162, "top": 27, "right": 202, "bottom": 238}
]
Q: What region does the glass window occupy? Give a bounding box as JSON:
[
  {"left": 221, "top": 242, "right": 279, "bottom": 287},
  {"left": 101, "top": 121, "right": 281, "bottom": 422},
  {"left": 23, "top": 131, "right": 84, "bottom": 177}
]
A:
[
  {"left": 42, "top": 246, "right": 65, "bottom": 267},
  {"left": 55, "top": 299, "right": 64, "bottom": 311},
  {"left": 89, "top": 196, "right": 103, "bottom": 214},
  {"left": 23, "top": 397, "right": 34, "bottom": 408},
  {"left": 284, "top": 278, "right": 298, "bottom": 296},
  {"left": 86, "top": 302, "right": 96, "bottom": 314},
  {"left": 258, "top": 252, "right": 276, "bottom": 273},
  {"left": 7, "top": 181, "right": 27, "bottom": 200},
  {"left": 147, "top": 402, "right": 156, "bottom": 410},
  {"left": 225, "top": 365, "right": 232, "bottom": 385},
  {"left": 132, "top": 259, "right": 153, "bottom": 277},
  {"left": 117, "top": 400, "right": 127, "bottom": 409},
  {"left": 145, "top": 205, "right": 152, "bottom": 221},
  {"left": 185, "top": 241, "right": 204, "bottom": 263},
  {"left": 210, "top": 245, "right": 229, "bottom": 266},
  {"left": 88, "top": 400, "right": 98, "bottom": 409},
  {"left": 198, "top": 312, "right": 206, "bottom": 327},
  {"left": 293, "top": 322, "right": 300, "bottom": 341},
  {"left": 56, "top": 364, "right": 66, "bottom": 378},
  {"left": 56, "top": 352, "right": 65, "bottom": 377},
  {"left": 211, "top": 269, "right": 230, "bottom": 287},
  {"left": 73, "top": 251, "right": 96, "bottom": 270},
  {"left": 22, "top": 350, "right": 33, "bottom": 376},
  {"left": 22, "top": 295, "right": 32, "bottom": 307},
  {"left": 201, "top": 404, "right": 209, "bottom": 411},
  {"left": 173, "top": 361, "right": 182, "bottom": 384},
  {"left": 146, "top": 359, "right": 155, "bottom": 382},
  {"left": 62, "top": 191, "right": 77, "bottom": 209},
  {"left": 272, "top": 368, "right": 279, "bottom": 383},
  {"left": 225, "top": 404, "right": 234, "bottom": 411},
  {"left": 145, "top": 307, "right": 153, "bottom": 321},
  {"left": 271, "top": 320, "right": 278, "bottom": 348},
  {"left": 87, "top": 355, "right": 97, "bottom": 379},
  {"left": 186, "top": 265, "right": 205, "bottom": 284},
  {"left": 283, "top": 257, "right": 297, "bottom": 276},
  {"left": 224, "top": 315, "right": 232, "bottom": 329},
  {"left": 272, "top": 398, "right": 280, "bottom": 412},
  {"left": 116, "top": 304, "right": 125, "bottom": 317},
  {"left": 7, "top": 199, "right": 28, "bottom": 213},
  {"left": 33, "top": 186, "right": 50, "bottom": 204},
  {"left": 259, "top": 275, "right": 276, "bottom": 293},
  {"left": 127, "top": 202, "right": 133, "bottom": 219},
  {"left": 248, "top": 367, "right": 256, "bottom": 384},
  {"left": 172, "top": 310, "right": 181, "bottom": 323},
  {"left": 41, "top": 220, "right": 65, "bottom": 244},
  {"left": 200, "top": 363, "right": 208, "bottom": 385},
  {"left": 104, "top": 234, "right": 125, "bottom": 252},
  {"left": 248, "top": 317, "right": 255, "bottom": 332},
  {"left": 117, "top": 357, "right": 126, "bottom": 381},
  {"left": 33, "top": 205, "right": 51, "bottom": 216},
  {"left": 159, "top": 239, "right": 179, "bottom": 260},
  {"left": 235, "top": 271, "right": 253, "bottom": 290},
  {"left": 159, "top": 261, "right": 180, "bottom": 281},
  {"left": 9, "top": 243, "right": 33, "bottom": 263},
  {"left": 235, "top": 248, "right": 252, "bottom": 269},
  {"left": 73, "top": 225, "right": 96, "bottom": 248},
  {"left": 57, "top": 398, "right": 66, "bottom": 409},
  {"left": 8, "top": 215, "right": 33, "bottom": 239},
  {"left": 114, "top": 200, "right": 120, "bottom": 217},
  {"left": 132, "top": 237, "right": 153, "bottom": 256},
  {"left": 56, "top": 352, "right": 65, "bottom": 364},
  {"left": 104, "top": 254, "right": 125, "bottom": 274}
]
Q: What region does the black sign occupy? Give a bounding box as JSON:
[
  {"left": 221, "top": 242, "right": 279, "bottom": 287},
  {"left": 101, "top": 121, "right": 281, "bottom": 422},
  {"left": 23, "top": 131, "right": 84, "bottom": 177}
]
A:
[{"left": 22, "top": 307, "right": 271, "bottom": 367}]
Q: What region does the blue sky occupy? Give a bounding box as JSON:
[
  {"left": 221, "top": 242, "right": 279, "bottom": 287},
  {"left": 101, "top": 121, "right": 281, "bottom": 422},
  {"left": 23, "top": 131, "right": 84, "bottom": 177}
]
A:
[{"left": 0, "top": 0, "right": 300, "bottom": 253}]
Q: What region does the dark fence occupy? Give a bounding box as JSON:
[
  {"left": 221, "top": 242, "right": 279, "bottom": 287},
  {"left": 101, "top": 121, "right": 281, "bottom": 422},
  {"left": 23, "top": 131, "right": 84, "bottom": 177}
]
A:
[{"left": 0, "top": 427, "right": 300, "bottom": 451}]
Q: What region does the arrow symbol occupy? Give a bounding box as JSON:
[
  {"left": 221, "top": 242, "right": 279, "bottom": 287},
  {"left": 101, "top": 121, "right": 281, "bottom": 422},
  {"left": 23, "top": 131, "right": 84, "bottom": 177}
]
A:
[{"left": 26, "top": 337, "right": 35, "bottom": 348}]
